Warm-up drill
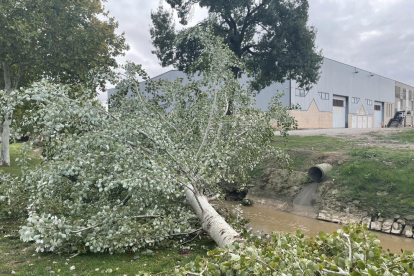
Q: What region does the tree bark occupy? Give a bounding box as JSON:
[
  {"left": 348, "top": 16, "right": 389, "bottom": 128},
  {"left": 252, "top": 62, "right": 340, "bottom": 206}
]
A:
[
  {"left": 1, "top": 61, "right": 13, "bottom": 166},
  {"left": 0, "top": 117, "right": 11, "bottom": 166},
  {"left": 185, "top": 187, "right": 240, "bottom": 247}
]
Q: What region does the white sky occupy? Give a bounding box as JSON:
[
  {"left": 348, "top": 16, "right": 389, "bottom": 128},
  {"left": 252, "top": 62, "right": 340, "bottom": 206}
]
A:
[{"left": 97, "top": 0, "right": 414, "bottom": 104}]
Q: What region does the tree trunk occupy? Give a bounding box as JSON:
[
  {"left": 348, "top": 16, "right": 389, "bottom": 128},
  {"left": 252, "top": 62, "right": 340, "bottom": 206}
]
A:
[
  {"left": 1, "top": 61, "right": 15, "bottom": 167},
  {"left": 185, "top": 187, "right": 240, "bottom": 247},
  {"left": 0, "top": 116, "right": 11, "bottom": 166}
]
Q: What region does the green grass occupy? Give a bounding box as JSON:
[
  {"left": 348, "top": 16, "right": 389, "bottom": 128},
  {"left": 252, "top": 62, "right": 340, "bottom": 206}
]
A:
[
  {"left": 388, "top": 128, "right": 414, "bottom": 143},
  {"left": 0, "top": 224, "right": 215, "bottom": 275},
  {"left": 0, "top": 143, "right": 42, "bottom": 177},
  {"left": 335, "top": 147, "right": 414, "bottom": 218}
]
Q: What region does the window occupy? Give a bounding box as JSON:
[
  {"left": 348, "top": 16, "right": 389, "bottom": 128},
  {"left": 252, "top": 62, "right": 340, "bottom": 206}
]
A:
[
  {"left": 318, "top": 92, "right": 329, "bottom": 100},
  {"left": 295, "top": 88, "right": 308, "bottom": 97},
  {"left": 333, "top": 99, "right": 344, "bottom": 107},
  {"left": 351, "top": 97, "right": 360, "bottom": 104},
  {"left": 374, "top": 105, "right": 381, "bottom": 111},
  {"left": 395, "top": 87, "right": 401, "bottom": 98},
  {"left": 366, "top": 99, "right": 373, "bottom": 106}
]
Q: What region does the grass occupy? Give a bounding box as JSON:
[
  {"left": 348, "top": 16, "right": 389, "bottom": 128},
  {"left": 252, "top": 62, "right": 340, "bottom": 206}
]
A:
[
  {"left": 249, "top": 135, "right": 347, "bottom": 177},
  {"left": 0, "top": 143, "right": 42, "bottom": 177},
  {"left": 0, "top": 224, "right": 215, "bottom": 275},
  {"left": 335, "top": 147, "right": 414, "bottom": 218},
  {"left": 388, "top": 128, "right": 414, "bottom": 143}
]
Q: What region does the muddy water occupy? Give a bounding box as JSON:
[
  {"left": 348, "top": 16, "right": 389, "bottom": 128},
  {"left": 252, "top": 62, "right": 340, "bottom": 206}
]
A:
[{"left": 226, "top": 202, "right": 414, "bottom": 254}]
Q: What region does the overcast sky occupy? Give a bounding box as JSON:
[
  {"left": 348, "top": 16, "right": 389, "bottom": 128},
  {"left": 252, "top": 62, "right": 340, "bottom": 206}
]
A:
[{"left": 98, "top": 0, "right": 414, "bottom": 102}]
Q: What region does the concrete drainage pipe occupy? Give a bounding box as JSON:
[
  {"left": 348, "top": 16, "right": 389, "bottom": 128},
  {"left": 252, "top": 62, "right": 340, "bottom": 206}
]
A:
[{"left": 308, "top": 163, "right": 333, "bottom": 182}]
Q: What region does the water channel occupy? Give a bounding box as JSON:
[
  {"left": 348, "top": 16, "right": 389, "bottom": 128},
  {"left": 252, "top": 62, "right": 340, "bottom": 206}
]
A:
[{"left": 226, "top": 202, "right": 414, "bottom": 254}]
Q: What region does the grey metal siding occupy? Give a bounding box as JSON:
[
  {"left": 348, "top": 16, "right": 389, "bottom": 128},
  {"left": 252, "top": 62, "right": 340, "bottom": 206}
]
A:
[{"left": 290, "top": 58, "right": 395, "bottom": 115}]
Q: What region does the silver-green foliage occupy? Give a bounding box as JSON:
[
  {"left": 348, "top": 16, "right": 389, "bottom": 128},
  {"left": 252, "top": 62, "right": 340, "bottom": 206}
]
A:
[
  {"left": 179, "top": 223, "right": 414, "bottom": 276},
  {"left": 11, "top": 30, "right": 297, "bottom": 253}
]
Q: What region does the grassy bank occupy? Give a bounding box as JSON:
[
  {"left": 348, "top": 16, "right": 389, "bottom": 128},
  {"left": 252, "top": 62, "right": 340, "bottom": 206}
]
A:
[{"left": 264, "top": 129, "right": 414, "bottom": 219}]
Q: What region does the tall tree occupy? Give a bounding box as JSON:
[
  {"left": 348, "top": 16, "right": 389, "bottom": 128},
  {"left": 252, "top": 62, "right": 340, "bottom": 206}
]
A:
[
  {"left": 151, "top": 0, "right": 323, "bottom": 92},
  {"left": 0, "top": 0, "right": 129, "bottom": 166}
]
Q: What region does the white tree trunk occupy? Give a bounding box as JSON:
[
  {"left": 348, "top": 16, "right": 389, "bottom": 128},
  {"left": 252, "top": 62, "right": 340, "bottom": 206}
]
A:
[
  {"left": 1, "top": 61, "right": 14, "bottom": 167},
  {"left": 185, "top": 187, "right": 240, "bottom": 247},
  {"left": 0, "top": 116, "right": 11, "bottom": 166}
]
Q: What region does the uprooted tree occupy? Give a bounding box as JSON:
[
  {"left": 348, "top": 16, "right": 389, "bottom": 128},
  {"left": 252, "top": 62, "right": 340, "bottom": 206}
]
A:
[{"left": 3, "top": 31, "right": 296, "bottom": 253}]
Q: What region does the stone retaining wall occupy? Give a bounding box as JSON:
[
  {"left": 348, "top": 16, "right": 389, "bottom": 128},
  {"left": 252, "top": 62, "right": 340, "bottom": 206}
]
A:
[{"left": 318, "top": 210, "right": 414, "bottom": 239}]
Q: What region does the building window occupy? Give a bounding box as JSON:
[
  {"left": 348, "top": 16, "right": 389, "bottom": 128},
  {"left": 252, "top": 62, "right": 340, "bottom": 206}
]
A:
[
  {"left": 351, "top": 97, "right": 360, "bottom": 104},
  {"left": 374, "top": 105, "right": 381, "bottom": 111},
  {"left": 366, "top": 99, "right": 373, "bottom": 106},
  {"left": 318, "top": 92, "right": 329, "bottom": 100},
  {"left": 395, "top": 87, "right": 401, "bottom": 98},
  {"left": 295, "top": 88, "right": 308, "bottom": 97},
  {"left": 333, "top": 99, "right": 344, "bottom": 107}
]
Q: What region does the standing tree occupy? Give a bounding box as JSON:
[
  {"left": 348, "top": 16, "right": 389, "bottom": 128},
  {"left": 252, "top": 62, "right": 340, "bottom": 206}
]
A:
[
  {"left": 6, "top": 30, "right": 296, "bottom": 253},
  {"left": 150, "top": 0, "right": 323, "bottom": 92},
  {"left": 0, "top": 0, "right": 129, "bottom": 166}
]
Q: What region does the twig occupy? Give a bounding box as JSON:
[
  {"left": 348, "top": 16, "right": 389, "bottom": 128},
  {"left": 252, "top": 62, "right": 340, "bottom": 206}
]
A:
[
  {"left": 322, "top": 268, "right": 350, "bottom": 275},
  {"left": 69, "top": 252, "right": 80, "bottom": 258}
]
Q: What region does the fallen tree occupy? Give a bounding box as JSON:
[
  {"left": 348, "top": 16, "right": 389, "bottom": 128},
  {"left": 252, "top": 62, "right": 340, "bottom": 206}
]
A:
[{"left": 2, "top": 30, "right": 297, "bottom": 253}]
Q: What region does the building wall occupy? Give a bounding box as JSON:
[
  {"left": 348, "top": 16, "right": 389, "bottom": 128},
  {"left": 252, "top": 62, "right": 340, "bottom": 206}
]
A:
[
  {"left": 288, "top": 100, "right": 333, "bottom": 129},
  {"left": 290, "top": 58, "right": 395, "bottom": 128},
  {"left": 395, "top": 82, "right": 414, "bottom": 124},
  {"left": 291, "top": 58, "right": 395, "bottom": 113},
  {"left": 107, "top": 59, "right": 412, "bottom": 129},
  {"left": 108, "top": 70, "right": 291, "bottom": 111}
]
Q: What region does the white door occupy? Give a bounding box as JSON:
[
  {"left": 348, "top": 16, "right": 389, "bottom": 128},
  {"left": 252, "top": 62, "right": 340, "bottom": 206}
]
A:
[
  {"left": 398, "top": 100, "right": 402, "bottom": 111},
  {"left": 358, "top": 116, "right": 363, "bottom": 128},
  {"left": 352, "top": 115, "right": 357, "bottom": 128},
  {"left": 374, "top": 103, "right": 382, "bottom": 128},
  {"left": 368, "top": 117, "right": 372, "bottom": 128},
  {"left": 333, "top": 96, "right": 346, "bottom": 128},
  {"left": 363, "top": 116, "right": 367, "bottom": 128}
]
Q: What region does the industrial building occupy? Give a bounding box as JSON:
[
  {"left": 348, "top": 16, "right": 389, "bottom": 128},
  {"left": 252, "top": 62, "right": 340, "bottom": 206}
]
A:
[{"left": 108, "top": 58, "right": 414, "bottom": 129}]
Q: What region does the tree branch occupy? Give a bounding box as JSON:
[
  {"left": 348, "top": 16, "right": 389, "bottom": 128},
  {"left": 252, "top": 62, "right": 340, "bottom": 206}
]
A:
[{"left": 195, "top": 81, "right": 218, "bottom": 159}]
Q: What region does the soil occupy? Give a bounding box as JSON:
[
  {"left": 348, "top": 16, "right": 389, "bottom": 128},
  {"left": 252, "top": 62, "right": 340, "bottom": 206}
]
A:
[{"left": 277, "top": 127, "right": 414, "bottom": 149}]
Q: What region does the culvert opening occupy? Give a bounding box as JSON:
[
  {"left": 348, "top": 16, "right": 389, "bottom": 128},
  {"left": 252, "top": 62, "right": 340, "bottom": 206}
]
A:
[
  {"left": 308, "top": 164, "right": 332, "bottom": 182},
  {"left": 308, "top": 167, "right": 323, "bottom": 182}
]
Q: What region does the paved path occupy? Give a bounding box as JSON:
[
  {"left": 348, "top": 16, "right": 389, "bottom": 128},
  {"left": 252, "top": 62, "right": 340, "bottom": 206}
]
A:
[{"left": 276, "top": 127, "right": 410, "bottom": 137}]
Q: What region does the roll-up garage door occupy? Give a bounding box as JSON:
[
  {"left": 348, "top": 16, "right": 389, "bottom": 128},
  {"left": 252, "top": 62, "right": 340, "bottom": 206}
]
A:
[{"left": 333, "top": 96, "right": 346, "bottom": 128}]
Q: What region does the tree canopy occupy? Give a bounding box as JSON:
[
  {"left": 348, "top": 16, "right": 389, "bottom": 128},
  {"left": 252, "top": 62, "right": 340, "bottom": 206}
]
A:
[
  {"left": 0, "top": 0, "right": 129, "bottom": 166},
  {"left": 150, "top": 0, "right": 323, "bottom": 92},
  {"left": 0, "top": 0, "right": 128, "bottom": 90}
]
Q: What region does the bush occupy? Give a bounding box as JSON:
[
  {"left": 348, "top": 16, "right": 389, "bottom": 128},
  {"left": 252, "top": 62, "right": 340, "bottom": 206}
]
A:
[{"left": 178, "top": 223, "right": 414, "bottom": 275}]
